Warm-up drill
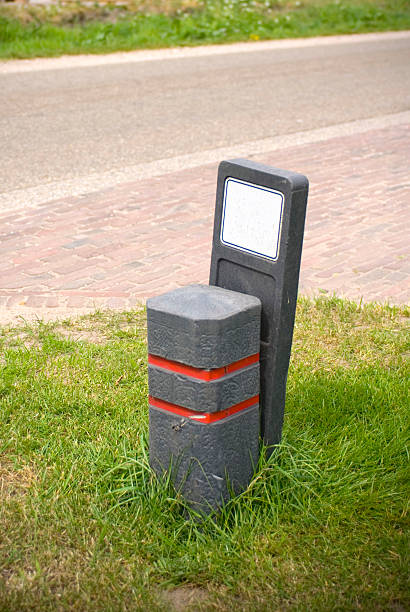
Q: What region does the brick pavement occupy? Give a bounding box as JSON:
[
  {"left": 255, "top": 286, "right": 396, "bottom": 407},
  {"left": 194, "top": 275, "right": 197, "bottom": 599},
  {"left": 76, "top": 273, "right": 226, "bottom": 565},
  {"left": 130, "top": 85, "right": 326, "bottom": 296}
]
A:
[{"left": 0, "top": 121, "right": 409, "bottom": 324}]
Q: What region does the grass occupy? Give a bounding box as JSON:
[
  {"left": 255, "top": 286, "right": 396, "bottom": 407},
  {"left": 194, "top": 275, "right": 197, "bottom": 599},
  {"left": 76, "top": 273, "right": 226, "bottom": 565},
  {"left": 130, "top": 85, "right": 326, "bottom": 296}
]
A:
[
  {"left": 0, "top": 0, "right": 409, "bottom": 59},
  {"left": 0, "top": 297, "right": 409, "bottom": 610}
]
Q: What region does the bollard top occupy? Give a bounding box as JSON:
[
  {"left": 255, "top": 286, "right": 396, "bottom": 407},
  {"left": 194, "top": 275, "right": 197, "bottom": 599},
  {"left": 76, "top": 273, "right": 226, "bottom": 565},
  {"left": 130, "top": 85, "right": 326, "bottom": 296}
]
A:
[
  {"left": 148, "top": 284, "right": 260, "bottom": 320},
  {"left": 147, "top": 284, "right": 261, "bottom": 368}
]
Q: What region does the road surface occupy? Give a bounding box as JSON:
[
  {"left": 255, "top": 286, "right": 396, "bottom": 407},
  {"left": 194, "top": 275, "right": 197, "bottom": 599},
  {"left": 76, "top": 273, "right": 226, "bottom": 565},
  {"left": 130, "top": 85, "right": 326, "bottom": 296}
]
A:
[{"left": 1, "top": 31, "right": 409, "bottom": 202}]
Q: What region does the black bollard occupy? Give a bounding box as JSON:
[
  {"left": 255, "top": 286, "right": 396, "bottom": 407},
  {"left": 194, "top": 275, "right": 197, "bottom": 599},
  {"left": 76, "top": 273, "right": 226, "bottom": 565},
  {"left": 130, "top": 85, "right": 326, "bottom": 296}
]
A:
[{"left": 147, "top": 284, "right": 261, "bottom": 513}]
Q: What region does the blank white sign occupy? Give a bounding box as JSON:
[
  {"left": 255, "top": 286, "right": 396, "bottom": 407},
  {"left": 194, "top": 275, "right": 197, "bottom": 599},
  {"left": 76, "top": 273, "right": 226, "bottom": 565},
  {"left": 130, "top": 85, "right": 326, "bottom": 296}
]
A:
[{"left": 220, "top": 177, "right": 284, "bottom": 260}]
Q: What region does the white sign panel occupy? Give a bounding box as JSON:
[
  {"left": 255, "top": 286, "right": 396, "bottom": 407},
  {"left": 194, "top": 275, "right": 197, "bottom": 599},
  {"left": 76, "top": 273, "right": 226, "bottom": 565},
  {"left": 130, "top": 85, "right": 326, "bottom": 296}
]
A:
[{"left": 220, "top": 177, "right": 284, "bottom": 261}]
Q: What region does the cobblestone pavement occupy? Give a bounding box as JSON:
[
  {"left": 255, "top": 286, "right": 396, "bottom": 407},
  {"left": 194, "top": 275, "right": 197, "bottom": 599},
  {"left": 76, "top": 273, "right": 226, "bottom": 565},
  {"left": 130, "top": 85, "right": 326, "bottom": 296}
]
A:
[{"left": 0, "top": 120, "right": 409, "bottom": 324}]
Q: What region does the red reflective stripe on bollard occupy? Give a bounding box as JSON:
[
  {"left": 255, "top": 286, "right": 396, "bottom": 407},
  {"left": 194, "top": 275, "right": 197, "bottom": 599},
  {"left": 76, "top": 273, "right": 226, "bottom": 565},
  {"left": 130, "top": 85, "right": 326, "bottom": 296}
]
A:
[
  {"left": 148, "top": 353, "right": 259, "bottom": 381},
  {"left": 149, "top": 394, "right": 259, "bottom": 423}
]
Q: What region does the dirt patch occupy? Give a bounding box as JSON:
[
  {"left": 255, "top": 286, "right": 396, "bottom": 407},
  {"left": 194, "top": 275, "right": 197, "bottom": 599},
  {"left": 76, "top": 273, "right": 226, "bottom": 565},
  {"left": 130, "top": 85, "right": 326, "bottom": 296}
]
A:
[
  {"left": 53, "top": 310, "right": 146, "bottom": 345},
  {"left": 55, "top": 326, "right": 109, "bottom": 344},
  {"left": 1, "top": 330, "right": 40, "bottom": 351},
  {"left": 161, "top": 586, "right": 210, "bottom": 611},
  {"left": 0, "top": 547, "right": 88, "bottom": 597},
  {"left": 1, "top": 565, "right": 38, "bottom": 593},
  {"left": 0, "top": 457, "right": 36, "bottom": 500}
]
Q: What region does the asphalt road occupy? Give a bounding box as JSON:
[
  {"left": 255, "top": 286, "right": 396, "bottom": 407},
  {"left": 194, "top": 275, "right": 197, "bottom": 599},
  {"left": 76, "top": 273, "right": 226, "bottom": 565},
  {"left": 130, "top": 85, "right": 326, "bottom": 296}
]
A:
[{"left": 1, "top": 32, "right": 409, "bottom": 195}]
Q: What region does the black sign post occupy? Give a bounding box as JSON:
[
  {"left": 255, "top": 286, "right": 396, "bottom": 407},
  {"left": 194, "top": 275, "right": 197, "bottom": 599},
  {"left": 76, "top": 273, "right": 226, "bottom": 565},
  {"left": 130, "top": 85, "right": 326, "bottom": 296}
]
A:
[{"left": 209, "top": 159, "right": 309, "bottom": 450}]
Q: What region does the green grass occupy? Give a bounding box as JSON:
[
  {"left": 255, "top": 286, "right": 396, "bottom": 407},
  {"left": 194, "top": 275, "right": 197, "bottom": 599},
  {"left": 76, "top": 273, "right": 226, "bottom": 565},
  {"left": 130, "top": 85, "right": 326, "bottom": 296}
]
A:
[
  {"left": 0, "top": 297, "right": 409, "bottom": 610},
  {"left": 0, "top": 0, "right": 409, "bottom": 59}
]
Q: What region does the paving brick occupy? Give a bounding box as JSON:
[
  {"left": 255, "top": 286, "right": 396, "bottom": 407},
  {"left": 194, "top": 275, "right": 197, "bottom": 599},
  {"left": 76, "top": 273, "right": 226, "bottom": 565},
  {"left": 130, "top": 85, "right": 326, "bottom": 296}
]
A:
[
  {"left": 46, "top": 297, "right": 59, "bottom": 308},
  {"left": 357, "top": 269, "right": 389, "bottom": 284},
  {"left": 66, "top": 296, "right": 93, "bottom": 308},
  {"left": 74, "top": 246, "right": 99, "bottom": 259},
  {"left": 0, "top": 277, "right": 31, "bottom": 290},
  {"left": 59, "top": 278, "right": 95, "bottom": 291},
  {"left": 24, "top": 295, "right": 49, "bottom": 308},
  {"left": 0, "top": 122, "right": 409, "bottom": 321},
  {"left": 106, "top": 297, "right": 129, "bottom": 309},
  {"left": 7, "top": 295, "right": 28, "bottom": 308}
]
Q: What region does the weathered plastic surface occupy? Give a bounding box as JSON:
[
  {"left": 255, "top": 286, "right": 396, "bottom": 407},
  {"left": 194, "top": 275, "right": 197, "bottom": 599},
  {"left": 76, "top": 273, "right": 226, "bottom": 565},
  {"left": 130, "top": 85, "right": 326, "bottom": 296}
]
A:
[
  {"left": 209, "top": 159, "right": 308, "bottom": 449},
  {"left": 148, "top": 363, "right": 259, "bottom": 413},
  {"left": 147, "top": 283, "right": 261, "bottom": 512},
  {"left": 147, "top": 284, "right": 261, "bottom": 368},
  {"left": 149, "top": 403, "right": 259, "bottom": 513}
]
